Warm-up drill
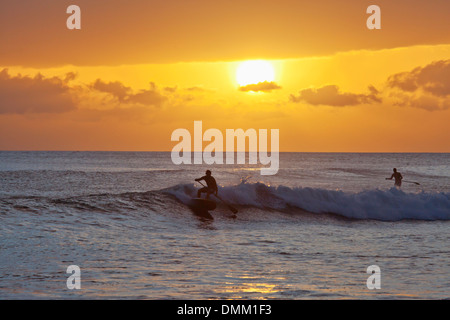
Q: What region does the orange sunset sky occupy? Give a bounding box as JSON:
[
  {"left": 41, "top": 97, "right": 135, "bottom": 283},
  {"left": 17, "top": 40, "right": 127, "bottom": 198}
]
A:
[{"left": 0, "top": 0, "right": 449, "bottom": 152}]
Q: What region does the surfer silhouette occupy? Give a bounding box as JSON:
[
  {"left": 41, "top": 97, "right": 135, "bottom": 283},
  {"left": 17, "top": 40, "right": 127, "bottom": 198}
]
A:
[
  {"left": 195, "top": 170, "right": 218, "bottom": 199},
  {"left": 386, "top": 168, "right": 403, "bottom": 187}
]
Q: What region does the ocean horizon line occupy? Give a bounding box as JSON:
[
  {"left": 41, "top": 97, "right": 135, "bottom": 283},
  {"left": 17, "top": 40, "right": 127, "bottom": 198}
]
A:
[{"left": 0, "top": 150, "right": 449, "bottom": 154}]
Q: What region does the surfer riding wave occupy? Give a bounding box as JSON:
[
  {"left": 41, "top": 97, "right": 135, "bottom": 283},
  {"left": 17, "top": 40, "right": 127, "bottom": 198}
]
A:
[{"left": 195, "top": 170, "right": 218, "bottom": 199}]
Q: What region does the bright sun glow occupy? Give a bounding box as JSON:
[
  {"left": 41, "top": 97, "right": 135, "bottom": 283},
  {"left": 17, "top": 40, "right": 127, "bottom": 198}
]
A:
[{"left": 236, "top": 60, "right": 275, "bottom": 86}]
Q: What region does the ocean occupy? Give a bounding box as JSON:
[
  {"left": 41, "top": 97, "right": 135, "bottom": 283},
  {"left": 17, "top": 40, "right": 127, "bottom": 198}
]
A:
[{"left": 0, "top": 151, "right": 449, "bottom": 299}]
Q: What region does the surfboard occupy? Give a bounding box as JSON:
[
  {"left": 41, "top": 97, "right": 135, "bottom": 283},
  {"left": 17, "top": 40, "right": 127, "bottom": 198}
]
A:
[
  {"left": 188, "top": 198, "right": 216, "bottom": 220},
  {"left": 189, "top": 198, "right": 217, "bottom": 211}
]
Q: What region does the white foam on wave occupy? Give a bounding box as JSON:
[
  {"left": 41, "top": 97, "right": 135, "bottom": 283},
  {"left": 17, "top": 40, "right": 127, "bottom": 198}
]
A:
[{"left": 166, "top": 182, "right": 450, "bottom": 221}]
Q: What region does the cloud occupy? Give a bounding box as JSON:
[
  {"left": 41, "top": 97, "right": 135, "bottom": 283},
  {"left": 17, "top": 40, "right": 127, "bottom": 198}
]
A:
[
  {"left": 0, "top": 69, "right": 77, "bottom": 114},
  {"left": 290, "top": 85, "right": 381, "bottom": 106},
  {"left": 0, "top": 69, "right": 200, "bottom": 121},
  {"left": 90, "top": 80, "right": 167, "bottom": 107},
  {"left": 186, "top": 86, "right": 214, "bottom": 93},
  {"left": 0, "top": 68, "right": 235, "bottom": 128},
  {"left": 387, "top": 60, "right": 450, "bottom": 97},
  {"left": 386, "top": 59, "right": 450, "bottom": 111},
  {"left": 127, "top": 82, "right": 167, "bottom": 106},
  {"left": 389, "top": 92, "right": 450, "bottom": 112},
  {"left": 3, "top": 1, "right": 450, "bottom": 68},
  {"left": 90, "top": 79, "right": 132, "bottom": 102},
  {"left": 238, "top": 81, "right": 281, "bottom": 93},
  {"left": 289, "top": 60, "right": 450, "bottom": 111},
  {"left": 164, "top": 86, "right": 178, "bottom": 93}
]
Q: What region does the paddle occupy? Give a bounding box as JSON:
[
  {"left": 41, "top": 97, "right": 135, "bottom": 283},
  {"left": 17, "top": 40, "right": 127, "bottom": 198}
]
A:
[
  {"left": 197, "top": 181, "right": 238, "bottom": 214},
  {"left": 385, "top": 178, "right": 420, "bottom": 185},
  {"left": 403, "top": 180, "right": 421, "bottom": 185}
]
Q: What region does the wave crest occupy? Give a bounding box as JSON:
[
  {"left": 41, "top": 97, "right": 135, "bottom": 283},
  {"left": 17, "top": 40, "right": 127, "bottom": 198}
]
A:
[{"left": 165, "top": 182, "right": 450, "bottom": 221}]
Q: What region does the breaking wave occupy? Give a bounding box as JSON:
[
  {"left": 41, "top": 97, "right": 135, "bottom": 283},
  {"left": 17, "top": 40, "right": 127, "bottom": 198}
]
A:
[
  {"left": 2, "top": 182, "right": 449, "bottom": 222},
  {"left": 166, "top": 182, "right": 450, "bottom": 221}
]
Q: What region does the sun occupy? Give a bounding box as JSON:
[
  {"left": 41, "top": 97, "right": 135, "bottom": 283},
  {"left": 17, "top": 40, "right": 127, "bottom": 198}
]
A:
[{"left": 236, "top": 60, "right": 275, "bottom": 87}]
